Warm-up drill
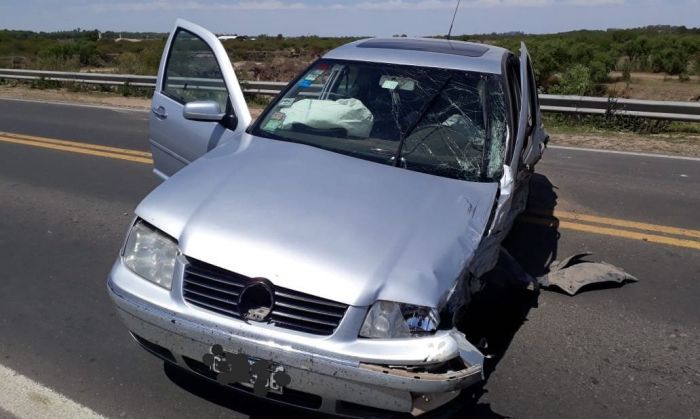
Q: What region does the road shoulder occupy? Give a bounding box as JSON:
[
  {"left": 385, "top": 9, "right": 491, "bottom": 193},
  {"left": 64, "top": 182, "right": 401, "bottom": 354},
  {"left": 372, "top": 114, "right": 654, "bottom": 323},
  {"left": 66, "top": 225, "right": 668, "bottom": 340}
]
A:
[{"left": 549, "top": 131, "right": 700, "bottom": 158}]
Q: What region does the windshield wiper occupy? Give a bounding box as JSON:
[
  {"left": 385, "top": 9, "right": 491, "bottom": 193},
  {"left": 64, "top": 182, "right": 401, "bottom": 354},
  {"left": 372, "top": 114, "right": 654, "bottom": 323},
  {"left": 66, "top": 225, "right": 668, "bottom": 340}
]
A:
[{"left": 393, "top": 75, "right": 452, "bottom": 167}]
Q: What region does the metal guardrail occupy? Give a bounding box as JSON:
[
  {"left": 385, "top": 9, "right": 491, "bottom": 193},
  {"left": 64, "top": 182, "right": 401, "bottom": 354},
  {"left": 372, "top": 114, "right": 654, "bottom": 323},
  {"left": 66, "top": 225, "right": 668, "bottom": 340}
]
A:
[
  {"left": 1, "top": 69, "right": 699, "bottom": 122},
  {"left": 0, "top": 68, "right": 157, "bottom": 87},
  {"left": 539, "top": 95, "right": 700, "bottom": 123},
  {"left": 0, "top": 68, "right": 284, "bottom": 95}
]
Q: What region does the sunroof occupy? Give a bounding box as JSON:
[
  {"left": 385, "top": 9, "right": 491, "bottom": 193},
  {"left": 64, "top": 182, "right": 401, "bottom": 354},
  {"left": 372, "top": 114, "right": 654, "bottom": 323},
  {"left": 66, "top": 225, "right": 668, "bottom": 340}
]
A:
[{"left": 357, "top": 38, "right": 489, "bottom": 58}]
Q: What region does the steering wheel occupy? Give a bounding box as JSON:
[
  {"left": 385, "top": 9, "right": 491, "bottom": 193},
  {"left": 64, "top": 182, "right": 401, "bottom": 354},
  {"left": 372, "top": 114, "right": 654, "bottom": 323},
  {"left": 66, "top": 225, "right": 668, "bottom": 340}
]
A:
[{"left": 402, "top": 124, "right": 480, "bottom": 160}]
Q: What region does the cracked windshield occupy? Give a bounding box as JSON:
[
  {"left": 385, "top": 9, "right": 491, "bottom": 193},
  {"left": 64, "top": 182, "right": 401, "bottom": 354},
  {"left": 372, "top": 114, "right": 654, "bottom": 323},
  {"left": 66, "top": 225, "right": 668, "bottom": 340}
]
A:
[{"left": 254, "top": 59, "right": 507, "bottom": 182}]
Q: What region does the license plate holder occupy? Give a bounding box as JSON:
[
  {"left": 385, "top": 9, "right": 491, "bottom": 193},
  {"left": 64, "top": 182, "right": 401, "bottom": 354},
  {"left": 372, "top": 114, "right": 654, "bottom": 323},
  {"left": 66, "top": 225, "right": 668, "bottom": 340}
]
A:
[{"left": 210, "top": 355, "right": 285, "bottom": 395}]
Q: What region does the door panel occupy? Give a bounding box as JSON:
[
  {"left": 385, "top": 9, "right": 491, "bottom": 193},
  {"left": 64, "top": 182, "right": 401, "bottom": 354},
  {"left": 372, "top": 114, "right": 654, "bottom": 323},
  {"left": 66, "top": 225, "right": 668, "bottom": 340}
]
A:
[
  {"left": 149, "top": 19, "right": 251, "bottom": 178},
  {"left": 521, "top": 53, "right": 548, "bottom": 168},
  {"left": 510, "top": 42, "right": 531, "bottom": 169}
]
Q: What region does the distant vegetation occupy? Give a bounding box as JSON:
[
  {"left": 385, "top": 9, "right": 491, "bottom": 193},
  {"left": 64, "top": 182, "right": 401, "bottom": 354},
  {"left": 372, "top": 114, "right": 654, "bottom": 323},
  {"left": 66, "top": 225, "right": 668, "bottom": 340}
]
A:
[
  {"left": 1, "top": 25, "right": 699, "bottom": 96},
  {"left": 460, "top": 26, "right": 700, "bottom": 95}
]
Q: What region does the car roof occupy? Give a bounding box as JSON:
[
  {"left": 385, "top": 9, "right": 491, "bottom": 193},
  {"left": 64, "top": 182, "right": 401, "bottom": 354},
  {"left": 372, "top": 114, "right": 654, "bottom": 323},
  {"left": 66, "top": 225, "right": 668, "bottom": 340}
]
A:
[{"left": 323, "top": 37, "right": 510, "bottom": 75}]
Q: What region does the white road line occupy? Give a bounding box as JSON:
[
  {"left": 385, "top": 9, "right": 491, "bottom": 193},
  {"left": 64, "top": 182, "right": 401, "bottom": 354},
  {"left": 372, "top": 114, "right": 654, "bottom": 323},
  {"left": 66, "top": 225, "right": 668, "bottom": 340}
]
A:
[
  {"left": 0, "top": 96, "right": 148, "bottom": 113},
  {"left": 0, "top": 363, "right": 106, "bottom": 419},
  {"left": 548, "top": 145, "right": 700, "bottom": 162}
]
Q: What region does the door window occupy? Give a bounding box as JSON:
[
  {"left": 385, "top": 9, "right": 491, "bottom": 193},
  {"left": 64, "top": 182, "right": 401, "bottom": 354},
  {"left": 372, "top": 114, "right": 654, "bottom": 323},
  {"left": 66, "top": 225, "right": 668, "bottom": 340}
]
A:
[
  {"left": 526, "top": 57, "right": 539, "bottom": 128},
  {"left": 506, "top": 57, "right": 521, "bottom": 163},
  {"left": 163, "top": 29, "right": 229, "bottom": 112},
  {"left": 520, "top": 57, "right": 539, "bottom": 161}
]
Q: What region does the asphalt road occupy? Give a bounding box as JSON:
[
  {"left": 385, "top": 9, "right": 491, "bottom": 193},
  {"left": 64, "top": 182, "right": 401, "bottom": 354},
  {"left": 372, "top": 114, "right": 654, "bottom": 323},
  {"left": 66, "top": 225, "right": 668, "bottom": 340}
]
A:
[{"left": 0, "top": 98, "right": 698, "bottom": 419}]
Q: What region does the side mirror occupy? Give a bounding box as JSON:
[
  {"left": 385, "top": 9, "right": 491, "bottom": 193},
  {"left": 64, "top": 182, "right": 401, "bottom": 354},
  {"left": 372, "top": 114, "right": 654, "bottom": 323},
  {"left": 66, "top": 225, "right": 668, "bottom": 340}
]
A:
[{"left": 183, "top": 101, "right": 225, "bottom": 122}]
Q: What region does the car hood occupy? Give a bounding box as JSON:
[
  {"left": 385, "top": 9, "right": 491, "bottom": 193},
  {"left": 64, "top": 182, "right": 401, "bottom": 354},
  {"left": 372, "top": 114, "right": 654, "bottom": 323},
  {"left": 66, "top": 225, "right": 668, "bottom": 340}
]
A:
[{"left": 136, "top": 134, "right": 498, "bottom": 307}]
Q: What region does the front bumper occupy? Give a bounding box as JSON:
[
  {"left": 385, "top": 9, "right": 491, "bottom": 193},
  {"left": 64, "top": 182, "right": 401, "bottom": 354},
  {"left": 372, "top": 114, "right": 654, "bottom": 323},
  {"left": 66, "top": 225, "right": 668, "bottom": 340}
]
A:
[{"left": 108, "top": 259, "right": 484, "bottom": 416}]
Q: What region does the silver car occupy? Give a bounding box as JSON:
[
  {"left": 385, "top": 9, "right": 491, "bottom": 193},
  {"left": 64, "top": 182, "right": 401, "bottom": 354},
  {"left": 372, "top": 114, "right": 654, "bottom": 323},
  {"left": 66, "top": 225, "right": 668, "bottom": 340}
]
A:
[{"left": 107, "top": 19, "right": 547, "bottom": 417}]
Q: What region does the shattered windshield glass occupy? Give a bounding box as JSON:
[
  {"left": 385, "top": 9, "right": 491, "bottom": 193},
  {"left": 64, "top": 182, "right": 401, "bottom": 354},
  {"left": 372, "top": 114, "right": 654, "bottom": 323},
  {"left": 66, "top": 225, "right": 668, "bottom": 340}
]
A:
[{"left": 252, "top": 59, "right": 508, "bottom": 182}]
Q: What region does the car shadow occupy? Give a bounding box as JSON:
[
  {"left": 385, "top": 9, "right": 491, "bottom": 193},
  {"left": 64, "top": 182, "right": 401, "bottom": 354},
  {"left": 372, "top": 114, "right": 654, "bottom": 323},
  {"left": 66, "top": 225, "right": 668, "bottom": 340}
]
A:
[
  {"left": 162, "top": 173, "right": 562, "bottom": 419},
  {"left": 505, "top": 172, "right": 561, "bottom": 277}
]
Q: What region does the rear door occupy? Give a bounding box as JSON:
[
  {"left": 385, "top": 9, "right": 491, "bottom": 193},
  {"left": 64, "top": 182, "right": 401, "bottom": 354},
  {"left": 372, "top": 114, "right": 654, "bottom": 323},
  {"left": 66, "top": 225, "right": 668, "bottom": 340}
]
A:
[{"left": 149, "top": 19, "right": 251, "bottom": 178}]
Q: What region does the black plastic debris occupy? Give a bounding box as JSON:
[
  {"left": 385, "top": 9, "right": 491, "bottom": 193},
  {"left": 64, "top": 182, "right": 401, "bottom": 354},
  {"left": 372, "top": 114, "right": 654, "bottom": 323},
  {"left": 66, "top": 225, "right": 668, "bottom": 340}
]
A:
[{"left": 494, "top": 248, "right": 538, "bottom": 290}]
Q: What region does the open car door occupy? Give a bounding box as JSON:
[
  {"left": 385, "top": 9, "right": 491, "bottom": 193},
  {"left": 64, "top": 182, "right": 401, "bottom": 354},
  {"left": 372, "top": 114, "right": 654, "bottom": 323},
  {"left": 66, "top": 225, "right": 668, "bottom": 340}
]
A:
[
  {"left": 149, "top": 19, "right": 251, "bottom": 179},
  {"left": 511, "top": 42, "right": 532, "bottom": 172},
  {"left": 514, "top": 42, "right": 548, "bottom": 170}
]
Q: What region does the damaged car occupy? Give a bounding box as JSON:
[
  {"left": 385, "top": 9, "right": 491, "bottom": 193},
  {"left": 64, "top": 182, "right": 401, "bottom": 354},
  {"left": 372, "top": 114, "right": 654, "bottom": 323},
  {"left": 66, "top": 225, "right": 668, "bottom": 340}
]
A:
[{"left": 107, "top": 19, "right": 548, "bottom": 417}]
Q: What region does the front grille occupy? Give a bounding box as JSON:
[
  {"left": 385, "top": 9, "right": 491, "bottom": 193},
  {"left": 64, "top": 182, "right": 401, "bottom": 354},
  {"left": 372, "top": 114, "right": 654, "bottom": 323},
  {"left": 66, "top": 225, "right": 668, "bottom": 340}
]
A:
[{"left": 182, "top": 258, "right": 348, "bottom": 335}]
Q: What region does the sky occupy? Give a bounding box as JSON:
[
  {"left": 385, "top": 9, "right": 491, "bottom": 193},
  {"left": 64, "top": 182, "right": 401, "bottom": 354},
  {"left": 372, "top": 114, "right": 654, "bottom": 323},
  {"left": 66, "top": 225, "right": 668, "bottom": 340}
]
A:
[{"left": 0, "top": 0, "right": 697, "bottom": 36}]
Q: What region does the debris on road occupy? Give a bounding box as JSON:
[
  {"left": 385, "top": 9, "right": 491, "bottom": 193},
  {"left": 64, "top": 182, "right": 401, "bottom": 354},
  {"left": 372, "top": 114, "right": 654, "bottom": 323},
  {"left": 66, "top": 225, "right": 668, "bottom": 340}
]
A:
[
  {"left": 491, "top": 249, "right": 638, "bottom": 296},
  {"left": 538, "top": 252, "right": 639, "bottom": 296}
]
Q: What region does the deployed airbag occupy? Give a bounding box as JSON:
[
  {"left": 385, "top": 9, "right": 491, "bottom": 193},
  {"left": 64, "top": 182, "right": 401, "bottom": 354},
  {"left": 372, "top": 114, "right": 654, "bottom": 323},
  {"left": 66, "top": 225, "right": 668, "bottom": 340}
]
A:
[{"left": 280, "top": 98, "right": 374, "bottom": 138}]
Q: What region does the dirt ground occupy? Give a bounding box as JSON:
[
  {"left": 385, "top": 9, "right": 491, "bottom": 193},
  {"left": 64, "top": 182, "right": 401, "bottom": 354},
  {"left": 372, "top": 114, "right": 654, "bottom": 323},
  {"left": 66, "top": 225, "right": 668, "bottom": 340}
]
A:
[
  {"left": 1, "top": 85, "right": 698, "bottom": 157},
  {"left": 606, "top": 72, "right": 700, "bottom": 102},
  {"left": 548, "top": 132, "right": 700, "bottom": 157}
]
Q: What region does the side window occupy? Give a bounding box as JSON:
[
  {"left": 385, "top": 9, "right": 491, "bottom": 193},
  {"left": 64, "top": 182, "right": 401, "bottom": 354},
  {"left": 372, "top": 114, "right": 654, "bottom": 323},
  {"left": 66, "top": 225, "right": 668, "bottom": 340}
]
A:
[
  {"left": 332, "top": 66, "right": 359, "bottom": 98},
  {"left": 163, "top": 29, "right": 228, "bottom": 112}
]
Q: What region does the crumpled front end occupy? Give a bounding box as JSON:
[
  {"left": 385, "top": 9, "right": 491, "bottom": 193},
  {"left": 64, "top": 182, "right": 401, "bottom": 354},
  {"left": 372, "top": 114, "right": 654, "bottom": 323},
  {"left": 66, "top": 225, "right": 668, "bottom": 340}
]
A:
[{"left": 108, "top": 257, "right": 484, "bottom": 417}]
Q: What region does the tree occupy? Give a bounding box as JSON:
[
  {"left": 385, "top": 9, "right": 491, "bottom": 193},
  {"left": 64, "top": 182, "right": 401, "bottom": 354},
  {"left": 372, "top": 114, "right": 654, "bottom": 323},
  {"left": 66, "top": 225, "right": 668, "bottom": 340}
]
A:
[
  {"left": 621, "top": 60, "right": 632, "bottom": 82},
  {"left": 652, "top": 47, "right": 689, "bottom": 75}
]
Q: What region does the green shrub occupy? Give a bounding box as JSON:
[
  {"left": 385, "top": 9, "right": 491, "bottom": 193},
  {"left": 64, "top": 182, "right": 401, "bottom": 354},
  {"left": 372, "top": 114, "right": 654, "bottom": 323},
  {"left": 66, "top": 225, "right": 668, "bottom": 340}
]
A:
[
  {"left": 652, "top": 47, "right": 690, "bottom": 75},
  {"left": 116, "top": 52, "right": 142, "bottom": 74},
  {"left": 550, "top": 65, "right": 594, "bottom": 95},
  {"left": 35, "top": 40, "right": 104, "bottom": 70}
]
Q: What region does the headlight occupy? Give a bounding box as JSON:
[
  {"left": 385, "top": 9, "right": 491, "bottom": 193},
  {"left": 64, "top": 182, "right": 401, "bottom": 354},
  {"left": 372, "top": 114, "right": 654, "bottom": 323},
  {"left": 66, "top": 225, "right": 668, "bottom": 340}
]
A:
[
  {"left": 359, "top": 301, "right": 440, "bottom": 338},
  {"left": 122, "top": 220, "right": 178, "bottom": 290}
]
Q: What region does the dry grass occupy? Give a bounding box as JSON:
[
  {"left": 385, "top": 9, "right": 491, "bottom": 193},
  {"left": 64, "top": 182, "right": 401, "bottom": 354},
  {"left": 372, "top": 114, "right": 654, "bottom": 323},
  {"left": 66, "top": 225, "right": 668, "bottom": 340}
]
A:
[
  {"left": 550, "top": 132, "right": 700, "bottom": 157},
  {"left": 606, "top": 72, "right": 700, "bottom": 101}
]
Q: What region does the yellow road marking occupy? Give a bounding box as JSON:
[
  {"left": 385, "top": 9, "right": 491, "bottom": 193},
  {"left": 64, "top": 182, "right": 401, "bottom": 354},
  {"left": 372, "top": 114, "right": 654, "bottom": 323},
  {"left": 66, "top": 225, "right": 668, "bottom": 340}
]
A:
[
  {"left": 0, "top": 134, "right": 153, "bottom": 165},
  {"left": 521, "top": 216, "right": 700, "bottom": 251},
  {"left": 1, "top": 130, "right": 698, "bottom": 251},
  {"left": 531, "top": 209, "right": 700, "bottom": 239},
  {"left": 0, "top": 131, "right": 152, "bottom": 157}
]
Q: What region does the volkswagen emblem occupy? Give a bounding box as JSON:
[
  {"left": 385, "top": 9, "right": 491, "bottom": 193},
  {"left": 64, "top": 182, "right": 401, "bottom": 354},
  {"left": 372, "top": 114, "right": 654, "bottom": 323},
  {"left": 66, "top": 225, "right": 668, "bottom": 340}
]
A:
[{"left": 238, "top": 279, "right": 275, "bottom": 322}]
